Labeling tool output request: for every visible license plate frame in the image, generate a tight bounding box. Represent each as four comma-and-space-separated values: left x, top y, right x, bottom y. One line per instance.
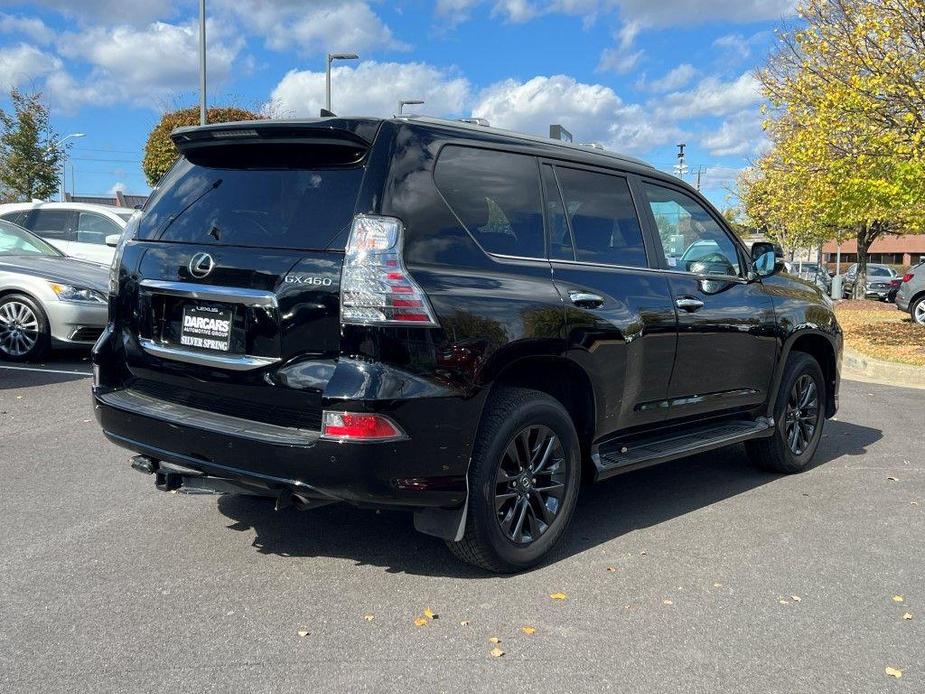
180, 303, 235, 353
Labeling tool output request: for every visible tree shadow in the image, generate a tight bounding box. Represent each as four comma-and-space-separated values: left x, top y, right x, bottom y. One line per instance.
215, 419, 882, 577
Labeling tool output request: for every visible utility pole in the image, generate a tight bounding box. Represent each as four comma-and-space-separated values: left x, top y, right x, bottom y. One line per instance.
50, 132, 84, 201
326, 52, 359, 114
696, 166, 703, 191
674, 143, 688, 180
199, 0, 206, 125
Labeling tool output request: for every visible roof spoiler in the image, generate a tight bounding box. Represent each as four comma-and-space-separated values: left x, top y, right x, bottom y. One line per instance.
170, 119, 376, 153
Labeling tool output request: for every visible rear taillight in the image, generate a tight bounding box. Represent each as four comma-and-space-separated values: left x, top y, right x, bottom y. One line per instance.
321, 411, 406, 442
340, 214, 438, 326
903, 273, 914, 283
109, 210, 141, 297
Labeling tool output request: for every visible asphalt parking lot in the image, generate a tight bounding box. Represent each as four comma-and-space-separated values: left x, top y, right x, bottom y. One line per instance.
1, 356, 922, 693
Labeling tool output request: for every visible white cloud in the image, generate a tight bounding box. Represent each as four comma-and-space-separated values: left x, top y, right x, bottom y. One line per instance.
473, 74, 679, 153
640, 63, 697, 93
269, 61, 471, 118
614, 0, 795, 26
702, 110, 767, 156
713, 33, 752, 59
107, 181, 126, 195
55, 19, 243, 107
597, 20, 643, 74
218, 0, 407, 56
13, 0, 174, 25
658, 72, 762, 120
0, 43, 61, 90
0, 13, 54, 44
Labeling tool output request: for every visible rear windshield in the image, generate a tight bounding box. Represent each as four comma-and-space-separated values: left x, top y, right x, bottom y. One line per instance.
137, 143, 364, 250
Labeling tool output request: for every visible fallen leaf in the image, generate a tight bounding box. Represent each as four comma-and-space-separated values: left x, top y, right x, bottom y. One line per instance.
640, 550, 647, 556
363, 614, 375, 622
902, 613, 912, 620
521, 626, 536, 635
892, 595, 904, 603
791, 595, 802, 602
662, 599, 673, 606
490, 647, 505, 658
460, 620, 470, 626
887, 476, 899, 482
297, 629, 310, 637
414, 617, 428, 627
488, 637, 501, 644
885, 667, 903, 679
713, 583, 723, 588
549, 592, 568, 601
423, 608, 438, 620
912, 501, 920, 506
606, 566, 617, 573
779, 599, 790, 605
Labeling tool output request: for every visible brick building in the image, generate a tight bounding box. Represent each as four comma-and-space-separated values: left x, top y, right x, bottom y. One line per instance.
821, 234, 925, 269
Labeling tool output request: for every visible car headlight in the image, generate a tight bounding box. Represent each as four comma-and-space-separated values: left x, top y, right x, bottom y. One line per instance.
49, 283, 107, 304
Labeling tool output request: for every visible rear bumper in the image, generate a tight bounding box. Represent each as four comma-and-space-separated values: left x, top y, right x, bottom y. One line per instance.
896, 289, 910, 311
93, 384, 474, 509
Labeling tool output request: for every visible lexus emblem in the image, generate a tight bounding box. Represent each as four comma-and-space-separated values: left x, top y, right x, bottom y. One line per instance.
188, 252, 214, 279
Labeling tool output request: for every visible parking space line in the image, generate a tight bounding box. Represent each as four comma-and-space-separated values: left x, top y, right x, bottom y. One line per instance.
0, 365, 92, 377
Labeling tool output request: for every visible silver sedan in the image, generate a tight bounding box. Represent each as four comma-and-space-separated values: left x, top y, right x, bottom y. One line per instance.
0, 219, 108, 361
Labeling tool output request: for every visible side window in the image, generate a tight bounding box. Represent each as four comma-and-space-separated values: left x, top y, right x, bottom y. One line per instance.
643, 183, 741, 277
76, 212, 121, 244
28, 210, 75, 241
0, 211, 26, 226
554, 167, 647, 267
434, 146, 545, 258
541, 164, 572, 261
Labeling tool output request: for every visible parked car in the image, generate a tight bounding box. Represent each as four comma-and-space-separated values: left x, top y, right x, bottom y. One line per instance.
0, 219, 108, 360
93, 117, 842, 572
895, 263, 925, 325
841, 263, 897, 300
0, 201, 131, 265
785, 261, 832, 294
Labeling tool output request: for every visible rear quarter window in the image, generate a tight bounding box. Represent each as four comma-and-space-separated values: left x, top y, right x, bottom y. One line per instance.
434, 146, 545, 259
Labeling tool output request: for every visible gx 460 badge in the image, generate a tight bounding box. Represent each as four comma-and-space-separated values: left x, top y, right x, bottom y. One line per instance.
284, 275, 333, 286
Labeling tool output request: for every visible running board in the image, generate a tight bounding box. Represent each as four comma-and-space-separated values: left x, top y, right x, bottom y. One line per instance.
594, 418, 774, 479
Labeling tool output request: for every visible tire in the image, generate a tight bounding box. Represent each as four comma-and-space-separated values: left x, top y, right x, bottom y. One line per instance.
746, 352, 826, 474
446, 387, 581, 573
911, 295, 925, 326
0, 293, 50, 362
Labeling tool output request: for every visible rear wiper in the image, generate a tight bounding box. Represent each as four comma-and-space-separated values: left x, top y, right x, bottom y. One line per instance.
155, 178, 223, 239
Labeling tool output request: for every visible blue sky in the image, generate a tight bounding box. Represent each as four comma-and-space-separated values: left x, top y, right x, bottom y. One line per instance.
0, 0, 796, 208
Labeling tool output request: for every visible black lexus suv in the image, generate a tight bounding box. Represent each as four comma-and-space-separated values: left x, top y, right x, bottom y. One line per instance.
93, 116, 842, 572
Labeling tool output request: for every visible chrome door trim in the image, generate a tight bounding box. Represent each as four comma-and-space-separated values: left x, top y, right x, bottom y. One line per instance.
139, 279, 278, 308
139, 338, 280, 371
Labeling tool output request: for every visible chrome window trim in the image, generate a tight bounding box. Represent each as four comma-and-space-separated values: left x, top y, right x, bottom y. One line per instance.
139, 279, 278, 308
139, 338, 280, 371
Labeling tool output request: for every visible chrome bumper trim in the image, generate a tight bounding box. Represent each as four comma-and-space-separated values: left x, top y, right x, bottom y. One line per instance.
139, 338, 280, 371
139, 279, 278, 308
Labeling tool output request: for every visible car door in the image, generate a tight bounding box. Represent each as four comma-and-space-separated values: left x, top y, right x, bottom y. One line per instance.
73, 211, 121, 264
542, 162, 677, 436
638, 180, 778, 421
24, 209, 77, 256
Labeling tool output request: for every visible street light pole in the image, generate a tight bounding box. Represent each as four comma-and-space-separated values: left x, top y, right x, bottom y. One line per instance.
325, 52, 359, 114
50, 132, 85, 202
199, 0, 207, 125
398, 99, 424, 115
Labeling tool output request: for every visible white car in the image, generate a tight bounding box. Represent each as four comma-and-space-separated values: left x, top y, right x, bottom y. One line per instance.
0, 201, 134, 265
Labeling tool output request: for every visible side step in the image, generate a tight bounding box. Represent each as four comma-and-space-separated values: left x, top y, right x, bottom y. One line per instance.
594, 418, 774, 479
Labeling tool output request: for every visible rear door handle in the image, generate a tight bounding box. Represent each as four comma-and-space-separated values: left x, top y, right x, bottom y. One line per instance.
675, 297, 705, 312
569, 291, 604, 309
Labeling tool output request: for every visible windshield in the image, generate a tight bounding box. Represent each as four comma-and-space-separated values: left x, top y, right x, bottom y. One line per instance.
137, 144, 365, 250
0, 220, 63, 257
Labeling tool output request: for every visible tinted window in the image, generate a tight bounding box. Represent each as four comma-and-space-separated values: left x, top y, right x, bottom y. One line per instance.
28, 210, 75, 241
555, 167, 646, 266
77, 212, 121, 244
138, 145, 364, 249
868, 266, 891, 277
644, 183, 741, 277
0, 211, 26, 226
542, 165, 571, 260
435, 146, 544, 258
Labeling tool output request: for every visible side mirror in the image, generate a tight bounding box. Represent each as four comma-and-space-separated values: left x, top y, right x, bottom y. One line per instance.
754, 251, 779, 277
105, 234, 121, 247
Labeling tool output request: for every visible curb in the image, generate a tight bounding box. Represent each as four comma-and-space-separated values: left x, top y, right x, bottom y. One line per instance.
842, 347, 925, 390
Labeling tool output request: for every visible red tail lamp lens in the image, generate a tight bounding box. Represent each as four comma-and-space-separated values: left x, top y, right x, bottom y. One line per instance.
321, 411, 405, 441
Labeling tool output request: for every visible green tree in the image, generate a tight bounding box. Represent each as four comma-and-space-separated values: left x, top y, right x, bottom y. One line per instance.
0, 89, 64, 201
142, 106, 264, 186
743, 0, 925, 297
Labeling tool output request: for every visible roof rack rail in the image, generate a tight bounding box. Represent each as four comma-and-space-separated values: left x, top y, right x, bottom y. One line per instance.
456, 117, 490, 127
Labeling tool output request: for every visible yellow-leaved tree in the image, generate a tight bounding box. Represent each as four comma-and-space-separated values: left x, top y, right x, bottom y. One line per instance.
740, 0, 925, 297
142, 106, 263, 187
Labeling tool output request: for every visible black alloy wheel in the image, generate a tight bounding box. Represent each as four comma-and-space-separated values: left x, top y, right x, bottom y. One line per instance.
783, 374, 819, 456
